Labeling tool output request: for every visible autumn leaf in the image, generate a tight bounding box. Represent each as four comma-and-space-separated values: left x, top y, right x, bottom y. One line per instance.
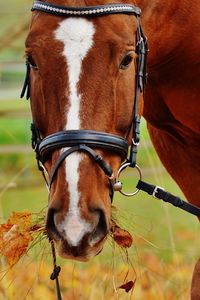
0, 211, 43, 266
111, 224, 133, 248
1, 226, 33, 265
118, 280, 135, 293
7, 211, 32, 230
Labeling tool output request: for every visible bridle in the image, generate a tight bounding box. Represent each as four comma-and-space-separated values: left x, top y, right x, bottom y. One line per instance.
21, 0, 148, 201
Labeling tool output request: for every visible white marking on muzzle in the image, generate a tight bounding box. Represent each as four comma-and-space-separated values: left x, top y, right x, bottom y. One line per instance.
55, 18, 95, 246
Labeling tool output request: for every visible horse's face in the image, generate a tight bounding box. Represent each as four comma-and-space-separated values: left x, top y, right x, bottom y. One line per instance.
26, 0, 139, 261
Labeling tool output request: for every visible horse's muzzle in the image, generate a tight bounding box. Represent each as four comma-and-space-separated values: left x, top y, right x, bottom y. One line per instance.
46, 207, 109, 261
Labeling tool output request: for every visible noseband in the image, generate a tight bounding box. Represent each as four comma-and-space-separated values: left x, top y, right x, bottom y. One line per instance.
21, 1, 148, 200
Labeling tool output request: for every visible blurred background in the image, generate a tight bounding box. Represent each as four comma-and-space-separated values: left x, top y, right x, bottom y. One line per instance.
0, 1, 199, 299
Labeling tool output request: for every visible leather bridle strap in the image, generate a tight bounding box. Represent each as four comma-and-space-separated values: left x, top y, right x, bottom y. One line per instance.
137, 180, 200, 217
31, 1, 141, 17
49, 144, 114, 188
38, 130, 129, 162
127, 18, 148, 167
31, 124, 126, 200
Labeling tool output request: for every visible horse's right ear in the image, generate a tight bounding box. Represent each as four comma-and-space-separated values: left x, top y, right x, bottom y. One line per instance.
20, 59, 30, 100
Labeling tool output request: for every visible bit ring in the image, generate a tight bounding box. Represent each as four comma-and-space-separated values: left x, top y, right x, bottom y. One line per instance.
114, 163, 142, 197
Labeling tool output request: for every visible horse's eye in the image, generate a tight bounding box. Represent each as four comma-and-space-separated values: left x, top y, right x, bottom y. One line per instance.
27, 54, 38, 70
119, 52, 134, 70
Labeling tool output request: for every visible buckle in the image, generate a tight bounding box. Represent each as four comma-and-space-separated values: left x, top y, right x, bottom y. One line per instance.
152, 186, 164, 198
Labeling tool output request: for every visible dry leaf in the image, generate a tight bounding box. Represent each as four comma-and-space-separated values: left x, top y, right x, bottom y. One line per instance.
0, 211, 42, 265
118, 280, 135, 293
112, 225, 133, 248
8, 211, 32, 230
1, 226, 33, 265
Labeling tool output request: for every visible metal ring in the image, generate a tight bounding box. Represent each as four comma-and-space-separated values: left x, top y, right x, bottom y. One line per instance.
115, 163, 142, 197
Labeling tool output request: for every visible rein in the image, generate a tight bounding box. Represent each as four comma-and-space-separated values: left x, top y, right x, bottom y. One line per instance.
20, 1, 200, 299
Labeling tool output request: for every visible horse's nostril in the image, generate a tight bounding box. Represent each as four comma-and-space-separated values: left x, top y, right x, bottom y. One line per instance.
46, 208, 61, 239
90, 209, 108, 246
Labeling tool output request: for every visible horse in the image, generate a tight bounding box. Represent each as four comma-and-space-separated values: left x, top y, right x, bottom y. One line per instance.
22, 0, 200, 296
136, 0, 200, 298
22, 0, 148, 261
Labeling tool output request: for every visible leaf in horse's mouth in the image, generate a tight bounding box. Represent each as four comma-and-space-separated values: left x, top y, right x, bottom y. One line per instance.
111, 223, 133, 248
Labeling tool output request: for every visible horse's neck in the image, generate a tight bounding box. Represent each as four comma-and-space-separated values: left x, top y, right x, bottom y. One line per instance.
134, 0, 197, 68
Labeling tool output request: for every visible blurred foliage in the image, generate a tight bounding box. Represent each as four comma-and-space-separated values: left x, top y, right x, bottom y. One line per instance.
0, 251, 196, 300
0, 0, 32, 61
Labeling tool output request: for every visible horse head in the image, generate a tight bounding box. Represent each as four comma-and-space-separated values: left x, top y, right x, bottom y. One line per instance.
22, 0, 146, 261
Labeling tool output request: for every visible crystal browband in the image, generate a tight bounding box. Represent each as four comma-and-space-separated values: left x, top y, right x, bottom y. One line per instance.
32, 1, 141, 17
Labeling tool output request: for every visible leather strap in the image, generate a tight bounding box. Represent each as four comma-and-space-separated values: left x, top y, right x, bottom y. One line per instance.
20, 60, 30, 100
49, 144, 113, 187
49, 144, 114, 200
136, 180, 200, 217
39, 130, 129, 162
32, 1, 141, 17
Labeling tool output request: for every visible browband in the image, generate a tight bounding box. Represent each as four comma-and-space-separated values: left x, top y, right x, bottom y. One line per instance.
32, 1, 141, 17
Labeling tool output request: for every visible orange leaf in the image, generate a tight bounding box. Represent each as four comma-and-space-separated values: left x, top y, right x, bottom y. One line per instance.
0, 224, 13, 234
112, 225, 133, 248
8, 212, 32, 230
0, 225, 33, 265
0, 212, 34, 265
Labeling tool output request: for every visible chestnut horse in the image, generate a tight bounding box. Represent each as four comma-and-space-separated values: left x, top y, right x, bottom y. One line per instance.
22, 0, 200, 297
22, 0, 147, 261
136, 1, 200, 298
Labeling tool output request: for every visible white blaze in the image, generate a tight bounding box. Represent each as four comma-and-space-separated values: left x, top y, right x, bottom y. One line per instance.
54, 18, 95, 246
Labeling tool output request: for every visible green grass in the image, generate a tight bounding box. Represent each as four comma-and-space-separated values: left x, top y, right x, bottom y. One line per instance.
0, 69, 25, 83
0, 153, 29, 171
0, 99, 28, 112
0, 118, 31, 144
0, 185, 47, 217
0, 0, 31, 61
